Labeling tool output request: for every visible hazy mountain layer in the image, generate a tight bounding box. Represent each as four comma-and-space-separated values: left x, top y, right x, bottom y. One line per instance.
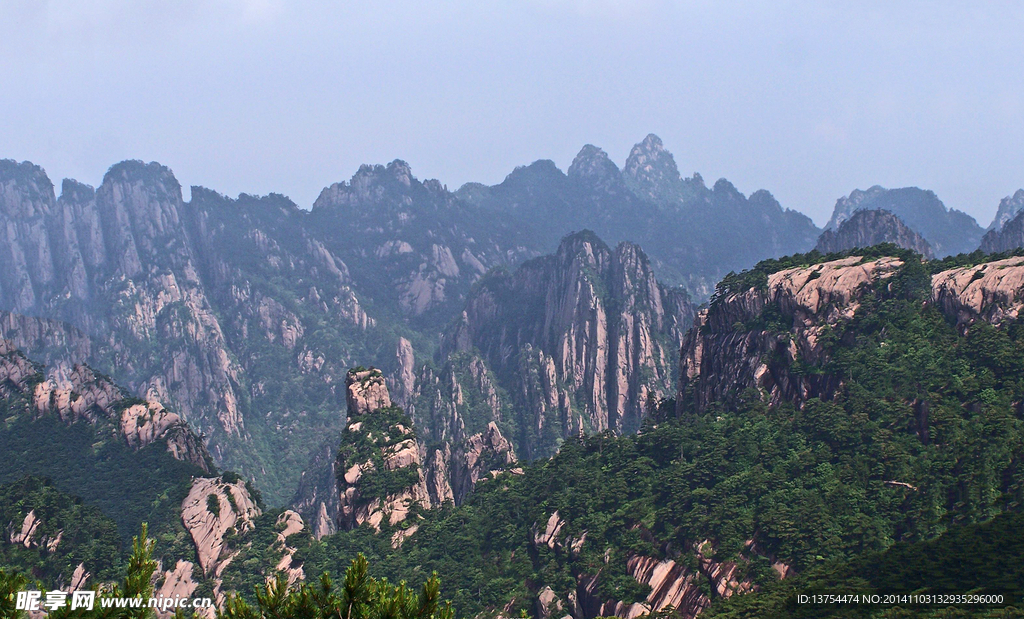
814, 209, 933, 258
980, 208, 1024, 253
824, 185, 983, 256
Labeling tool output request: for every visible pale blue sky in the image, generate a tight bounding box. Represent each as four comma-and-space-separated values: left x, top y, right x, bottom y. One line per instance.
2, 0, 1023, 226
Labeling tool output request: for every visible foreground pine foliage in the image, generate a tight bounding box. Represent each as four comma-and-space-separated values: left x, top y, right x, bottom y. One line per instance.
220, 556, 452, 619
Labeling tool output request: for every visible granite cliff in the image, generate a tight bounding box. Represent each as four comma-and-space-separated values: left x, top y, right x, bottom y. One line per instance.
437, 231, 694, 458
293, 368, 515, 539
680, 251, 1024, 414
814, 209, 933, 258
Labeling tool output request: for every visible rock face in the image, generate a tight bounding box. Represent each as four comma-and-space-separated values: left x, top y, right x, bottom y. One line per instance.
986, 189, 1024, 232
441, 231, 694, 457
680, 254, 1024, 415
324, 366, 515, 541
311, 160, 532, 321
532, 510, 779, 619
180, 476, 261, 578
346, 369, 392, 415
0, 339, 213, 471
0, 141, 825, 502
289, 436, 342, 539
0, 161, 395, 504
272, 510, 306, 586
931, 257, 1024, 329
623, 134, 701, 206
679, 256, 904, 412
823, 186, 982, 256
980, 209, 1024, 253
815, 209, 933, 258
0, 310, 93, 365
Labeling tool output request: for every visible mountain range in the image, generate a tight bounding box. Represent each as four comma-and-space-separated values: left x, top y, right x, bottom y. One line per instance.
2, 136, 1024, 617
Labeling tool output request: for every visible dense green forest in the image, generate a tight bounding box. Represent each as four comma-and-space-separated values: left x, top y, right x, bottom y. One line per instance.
0, 477, 121, 585
706, 511, 1024, 618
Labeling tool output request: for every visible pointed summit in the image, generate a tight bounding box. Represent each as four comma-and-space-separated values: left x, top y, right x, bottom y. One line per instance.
567, 144, 625, 193
621, 134, 707, 206
623, 134, 683, 196
987, 189, 1024, 232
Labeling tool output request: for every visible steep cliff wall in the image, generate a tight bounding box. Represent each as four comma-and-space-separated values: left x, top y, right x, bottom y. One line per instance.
0, 161, 394, 504
292, 368, 515, 541
440, 232, 694, 457
678, 256, 904, 412
680, 253, 1024, 413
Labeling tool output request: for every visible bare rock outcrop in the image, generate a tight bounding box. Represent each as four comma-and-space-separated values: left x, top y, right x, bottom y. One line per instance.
529, 510, 782, 619
931, 256, 1024, 329
346, 368, 392, 416
336, 374, 432, 535
679, 256, 903, 412
180, 476, 261, 578
272, 510, 306, 586
311, 159, 530, 318
154, 560, 200, 607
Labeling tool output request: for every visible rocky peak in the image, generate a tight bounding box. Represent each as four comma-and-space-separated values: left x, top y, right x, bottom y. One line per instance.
101, 160, 182, 198
815, 209, 933, 258
623, 134, 686, 204
386, 159, 414, 186
553, 229, 612, 271
712, 178, 744, 200
568, 144, 625, 193
980, 209, 1024, 253
0, 160, 55, 217
442, 231, 694, 454
345, 368, 392, 416
180, 476, 262, 579
987, 189, 1024, 232
59, 179, 95, 203
748, 189, 784, 213
313, 159, 429, 211
825, 186, 888, 231
503, 159, 565, 187
335, 405, 432, 535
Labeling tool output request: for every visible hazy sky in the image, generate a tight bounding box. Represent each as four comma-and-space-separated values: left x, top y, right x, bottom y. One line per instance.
2, 1, 1023, 226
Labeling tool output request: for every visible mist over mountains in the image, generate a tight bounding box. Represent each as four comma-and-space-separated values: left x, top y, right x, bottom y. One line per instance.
2, 134, 1022, 507
2, 131, 1024, 617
